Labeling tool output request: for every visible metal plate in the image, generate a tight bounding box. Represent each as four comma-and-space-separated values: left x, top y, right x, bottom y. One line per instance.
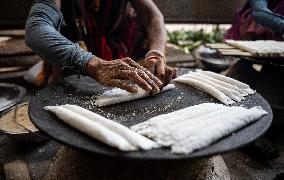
0, 83, 26, 112
29, 69, 272, 160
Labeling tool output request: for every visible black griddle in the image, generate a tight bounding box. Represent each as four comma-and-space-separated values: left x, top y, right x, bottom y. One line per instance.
29, 69, 273, 160
241, 57, 284, 67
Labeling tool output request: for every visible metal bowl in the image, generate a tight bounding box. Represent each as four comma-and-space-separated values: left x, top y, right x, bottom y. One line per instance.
194, 46, 238, 72
0, 83, 26, 112
0, 103, 48, 144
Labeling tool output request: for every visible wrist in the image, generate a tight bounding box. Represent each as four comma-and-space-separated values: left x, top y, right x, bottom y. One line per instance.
85, 56, 103, 75
145, 50, 166, 63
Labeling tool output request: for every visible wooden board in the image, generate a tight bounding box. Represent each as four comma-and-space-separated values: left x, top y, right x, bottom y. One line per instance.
206, 42, 284, 58
218, 49, 252, 56
0, 39, 33, 56
205, 43, 234, 49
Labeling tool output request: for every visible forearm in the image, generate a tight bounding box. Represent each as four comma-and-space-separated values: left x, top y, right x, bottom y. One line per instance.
147, 14, 167, 53
131, 0, 167, 54
25, 0, 92, 73
250, 0, 284, 34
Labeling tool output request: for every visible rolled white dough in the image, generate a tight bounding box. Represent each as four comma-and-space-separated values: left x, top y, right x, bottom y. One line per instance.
45, 106, 137, 151
95, 84, 176, 107
62, 104, 159, 150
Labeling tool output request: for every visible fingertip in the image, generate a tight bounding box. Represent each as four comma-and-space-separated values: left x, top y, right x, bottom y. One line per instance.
157, 79, 163, 86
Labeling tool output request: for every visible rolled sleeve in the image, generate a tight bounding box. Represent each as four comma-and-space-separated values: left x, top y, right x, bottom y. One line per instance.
250, 0, 284, 34
25, 1, 93, 73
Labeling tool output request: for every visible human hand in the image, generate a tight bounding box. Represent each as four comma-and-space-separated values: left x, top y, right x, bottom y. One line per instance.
86, 57, 163, 94
139, 51, 177, 87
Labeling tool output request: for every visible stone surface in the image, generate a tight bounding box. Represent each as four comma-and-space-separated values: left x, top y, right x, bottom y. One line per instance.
44, 146, 229, 180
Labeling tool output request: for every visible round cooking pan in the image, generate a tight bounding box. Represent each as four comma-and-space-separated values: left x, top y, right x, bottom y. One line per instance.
241, 57, 284, 67
0, 83, 26, 113
29, 68, 273, 161
193, 46, 238, 72
0, 102, 48, 144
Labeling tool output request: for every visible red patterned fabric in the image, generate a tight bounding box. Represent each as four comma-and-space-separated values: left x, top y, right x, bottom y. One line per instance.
80, 0, 145, 61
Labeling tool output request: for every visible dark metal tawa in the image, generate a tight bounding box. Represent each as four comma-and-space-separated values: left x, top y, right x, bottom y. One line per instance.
29, 69, 273, 160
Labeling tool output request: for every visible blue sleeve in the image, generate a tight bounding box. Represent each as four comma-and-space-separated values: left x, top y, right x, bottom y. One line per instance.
25, 0, 93, 74
250, 0, 284, 34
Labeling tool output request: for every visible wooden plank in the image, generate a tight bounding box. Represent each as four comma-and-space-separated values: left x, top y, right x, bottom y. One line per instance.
0, 30, 25, 36
219, 51, 252, 56
0, 66, 28, 73
0, 39, 33, 56
206, 43, 234, 49
0, 55, 41, 67
0, 37, 11, 43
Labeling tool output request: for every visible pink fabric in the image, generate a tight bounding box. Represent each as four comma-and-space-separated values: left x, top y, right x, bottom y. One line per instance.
225, 0, 284, 40
80, 0, 144, 61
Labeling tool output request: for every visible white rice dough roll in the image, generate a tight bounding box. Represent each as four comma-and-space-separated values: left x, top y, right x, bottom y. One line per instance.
179, 72, 248, 96
198, 71, 255, 94
190, 72, 248, 96
164, 107, 239, 142
131, 103, 223, 132
62, 104, 159, 150
95, 84, 176, 107
156, 107, 231, 146
45, 106, 137, 151
186, 73, 244, 102
171, 106, 268, 154
174, 77, 234, 105
133, 103, 225, 139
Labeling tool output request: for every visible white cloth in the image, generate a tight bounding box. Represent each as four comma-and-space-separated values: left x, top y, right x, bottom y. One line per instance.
95, 84, 176, 107
45, 105, 158, 151
131, 103, 268, 154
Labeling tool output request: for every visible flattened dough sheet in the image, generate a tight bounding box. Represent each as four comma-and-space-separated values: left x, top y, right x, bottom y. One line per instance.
131, 103, 267, 154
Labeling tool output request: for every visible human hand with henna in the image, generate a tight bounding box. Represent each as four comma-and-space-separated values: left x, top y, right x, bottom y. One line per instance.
86, 57, 163, 94
139, 50, 177, 87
